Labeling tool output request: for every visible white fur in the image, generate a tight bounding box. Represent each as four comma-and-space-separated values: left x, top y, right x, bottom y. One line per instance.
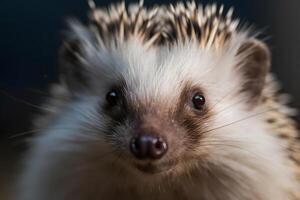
15, 24, 299, 200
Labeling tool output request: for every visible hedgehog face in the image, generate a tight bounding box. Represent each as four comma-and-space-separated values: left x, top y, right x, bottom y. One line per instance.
98, 43, 217, 174
58, 33, 270, 180
55, 3, 271, 183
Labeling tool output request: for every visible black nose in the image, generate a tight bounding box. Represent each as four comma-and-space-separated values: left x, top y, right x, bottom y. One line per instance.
130, 134, 168, 160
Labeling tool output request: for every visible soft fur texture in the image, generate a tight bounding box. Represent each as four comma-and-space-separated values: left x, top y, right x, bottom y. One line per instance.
16, 2, 300, 200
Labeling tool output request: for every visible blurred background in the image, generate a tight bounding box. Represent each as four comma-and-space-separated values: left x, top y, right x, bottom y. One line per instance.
0, 0, 299, 198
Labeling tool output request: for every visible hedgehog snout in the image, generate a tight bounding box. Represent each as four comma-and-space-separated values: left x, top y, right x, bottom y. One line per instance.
130, 134, 168, 160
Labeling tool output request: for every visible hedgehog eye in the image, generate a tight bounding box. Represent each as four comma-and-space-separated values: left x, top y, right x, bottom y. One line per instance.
192, 93, 205, 110
106, 90, 120, 106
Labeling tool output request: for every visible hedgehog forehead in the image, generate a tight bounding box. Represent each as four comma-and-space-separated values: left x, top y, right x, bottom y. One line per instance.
111, 40, 181, 103
111, 40, 238, 107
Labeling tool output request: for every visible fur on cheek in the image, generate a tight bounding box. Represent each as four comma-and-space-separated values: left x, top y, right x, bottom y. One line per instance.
16, 97, 127, 200
191, 107, 299, 200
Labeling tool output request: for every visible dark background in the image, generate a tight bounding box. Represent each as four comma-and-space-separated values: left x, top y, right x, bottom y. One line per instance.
0, 0, 299, 197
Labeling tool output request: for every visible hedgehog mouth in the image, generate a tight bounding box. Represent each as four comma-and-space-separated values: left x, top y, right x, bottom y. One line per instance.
134, 160, 178, 174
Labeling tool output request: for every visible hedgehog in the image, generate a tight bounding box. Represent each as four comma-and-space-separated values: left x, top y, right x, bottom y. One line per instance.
15, 1, 300, 200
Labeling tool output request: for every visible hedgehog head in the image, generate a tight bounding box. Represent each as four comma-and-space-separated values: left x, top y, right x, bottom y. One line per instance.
56, 1, 274, 186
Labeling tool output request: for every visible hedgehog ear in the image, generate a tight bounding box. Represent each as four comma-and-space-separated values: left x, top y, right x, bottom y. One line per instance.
60, 39, 89, 91
236, 39, 271, 106
59, 21, 92, 92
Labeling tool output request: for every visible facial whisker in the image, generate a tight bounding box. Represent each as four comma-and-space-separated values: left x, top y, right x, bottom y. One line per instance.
206, 89, 238, 113
200, 108, 278, 136
196, 142, 269, 160
8, 126, 104, 139
0, 89, 55, 113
